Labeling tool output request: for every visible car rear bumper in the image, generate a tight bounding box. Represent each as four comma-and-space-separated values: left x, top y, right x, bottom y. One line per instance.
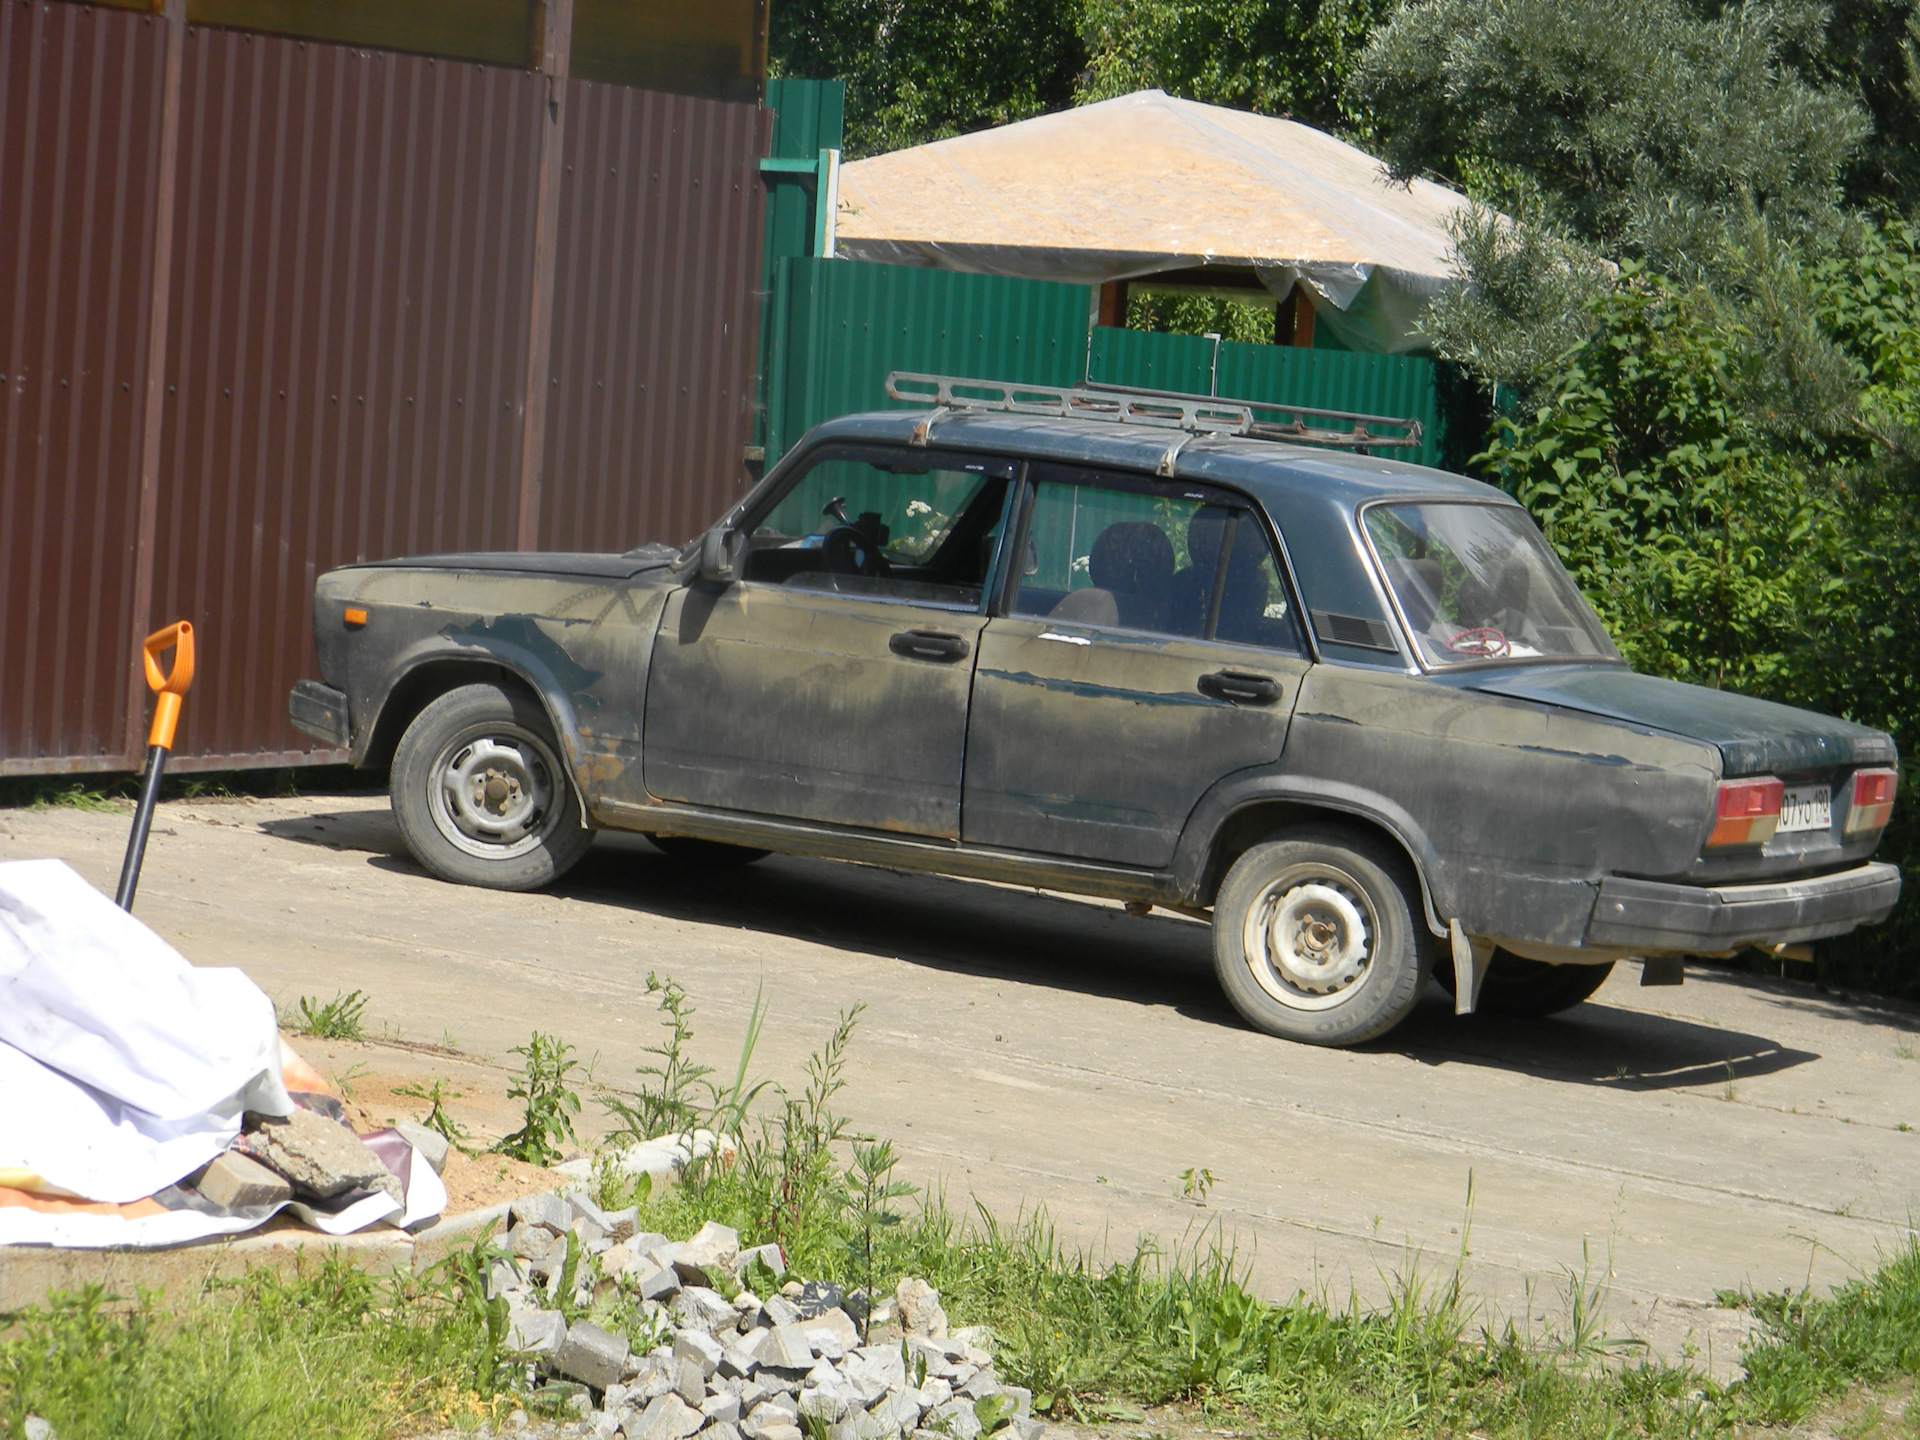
289, 680, 350, 748
1585, 862, 1902, 952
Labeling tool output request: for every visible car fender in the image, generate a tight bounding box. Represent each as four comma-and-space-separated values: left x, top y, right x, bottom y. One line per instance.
359, 634, 593, 809
1172, 769, 1457, 934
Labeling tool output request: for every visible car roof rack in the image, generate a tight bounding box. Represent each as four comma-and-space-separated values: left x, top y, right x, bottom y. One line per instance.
884, 371, 1424, 453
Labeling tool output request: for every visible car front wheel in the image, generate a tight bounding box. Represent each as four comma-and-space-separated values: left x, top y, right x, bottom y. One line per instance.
1212, 831, 1431, 1046
390, 682, 592, 890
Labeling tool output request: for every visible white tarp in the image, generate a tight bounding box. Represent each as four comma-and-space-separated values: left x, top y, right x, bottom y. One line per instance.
834, 90, 1480, 354
0, 859, 443, 1248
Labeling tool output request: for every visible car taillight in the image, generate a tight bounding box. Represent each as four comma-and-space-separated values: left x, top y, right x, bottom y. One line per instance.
1707, 777, 1785, 848
1844, 768, 1898, 837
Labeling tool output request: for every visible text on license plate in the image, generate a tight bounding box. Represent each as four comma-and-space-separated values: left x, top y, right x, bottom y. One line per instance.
1778, 784, 1832, 833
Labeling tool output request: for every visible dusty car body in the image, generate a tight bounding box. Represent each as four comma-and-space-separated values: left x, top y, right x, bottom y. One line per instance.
291, 379, 1902, 1045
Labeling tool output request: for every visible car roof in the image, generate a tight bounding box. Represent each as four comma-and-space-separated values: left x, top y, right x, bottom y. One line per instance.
800, 408, 1510, 509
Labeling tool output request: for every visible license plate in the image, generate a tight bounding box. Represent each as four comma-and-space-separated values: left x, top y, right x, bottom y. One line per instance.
1778, 784, 1832, 834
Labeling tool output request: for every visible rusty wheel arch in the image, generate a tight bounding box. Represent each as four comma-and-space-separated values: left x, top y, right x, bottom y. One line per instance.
361, 659, 552, 771
1193, 799, 1450, 939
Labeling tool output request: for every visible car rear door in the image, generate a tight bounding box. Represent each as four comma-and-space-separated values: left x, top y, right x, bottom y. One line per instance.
961, 463, 1311, 868
642, 445, 1016, 840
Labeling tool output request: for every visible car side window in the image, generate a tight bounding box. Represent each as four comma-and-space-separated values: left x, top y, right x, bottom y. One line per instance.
1010, 465, 1303, 652
741, 446, 1018, 611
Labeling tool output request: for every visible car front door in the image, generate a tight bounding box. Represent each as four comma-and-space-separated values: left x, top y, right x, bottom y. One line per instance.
962, 463, 1311, 868
642, 445, 1017, 839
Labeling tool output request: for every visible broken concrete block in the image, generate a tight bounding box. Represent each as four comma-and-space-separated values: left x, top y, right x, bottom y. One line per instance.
750, 1426, 802, 1440
794, 1281, 843, 1318
929, 1399, 982, 1440
635, 1265, 681, 1302
511, 1191, 575, 1232
672, 1285, 737, 1333
630, 1394, 704, 1440
507, 1309, 568, 1356
718, 1340, 762, 1380
1009, 1419, 1044, 1440
393, 1119, 450, 1174
701, 1392, 743, 1425
601, 1206, 641, 1244
894, 1279, 947, 1340
762, 1294, 802, 1328
757, 1323, 818, 1370
673, 1328, 725, 1378
195, 1150, 293, 1209
673, 1220, 740, 1287
241, 1108, 394, 1201
674, 1356, 706, 1408
555, 1319, 630, 1390
738, 1243, 786, 1282
868, 1387, 928, 1435
806, 1308, 860, 1355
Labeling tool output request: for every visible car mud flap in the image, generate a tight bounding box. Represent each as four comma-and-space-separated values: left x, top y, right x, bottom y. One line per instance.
1449, 920, 1495, 1015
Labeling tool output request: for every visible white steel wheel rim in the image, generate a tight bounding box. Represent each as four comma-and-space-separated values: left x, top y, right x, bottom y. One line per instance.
429, 726, 566, 860
1241, 863, 1378, 1011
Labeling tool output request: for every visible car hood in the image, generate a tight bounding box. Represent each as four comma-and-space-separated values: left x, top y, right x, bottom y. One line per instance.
351, 544, 681, 580
1461, 665, 1897, 775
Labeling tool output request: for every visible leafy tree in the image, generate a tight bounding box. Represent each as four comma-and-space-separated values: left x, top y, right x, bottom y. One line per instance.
1354, 0, 1869, 267
770, 0, 1087, 157
1077, 0, 1394, 134
1817, 0, 1920, 209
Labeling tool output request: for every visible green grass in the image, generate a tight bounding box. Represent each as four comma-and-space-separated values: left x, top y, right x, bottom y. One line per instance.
0, 1250, 512, 1440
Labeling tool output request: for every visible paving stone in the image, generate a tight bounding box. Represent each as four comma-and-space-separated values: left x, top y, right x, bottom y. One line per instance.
674, 1329, 725, 1378
675, 1356, 708, 1407
718, 1341, 763, 1380
392, 1119, 450, 1174
571, 1216, 608, 1251
511, 1191, 576, 1232
751, 1426, 802, 1440
487, 1257, 529, 1300
810, 1308, 861, 1354
674, 1286, 740, 1333
802, 1323, 847, 1361
630, 1394, 705, 1440
629, 1230, 671, 1255
866, 1388, 928, 1436
555, 1319, 631, 1390
929, 1399, 982, 1440
745, 1393, 800, 1427
957, 1369, 1000, 1401
757, 1324, 817, 1370
506, 1309, 568, 1357
738, 1243, 786, 1282
241, 1107, 396, 1201
920, 1379, 953, 1408
844, 1346, 905, 1398
798, 1379, 857, 1424
634, 1265, 681, 1302
701, 1392, 743, 1424
761, 1295, 802, 1328
194, 1150, 293, 1209
706, 1423, 744, 1440
829, 1413, 897, 1440
756, 1368, 806, 1396
894, 1279, 947, 1341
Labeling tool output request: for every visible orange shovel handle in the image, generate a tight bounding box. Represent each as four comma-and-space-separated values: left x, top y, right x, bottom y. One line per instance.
141, 621, 195, 750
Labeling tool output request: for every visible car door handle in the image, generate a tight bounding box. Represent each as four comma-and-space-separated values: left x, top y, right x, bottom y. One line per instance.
889, 629, 971, 662
1198, 669, 1282, 705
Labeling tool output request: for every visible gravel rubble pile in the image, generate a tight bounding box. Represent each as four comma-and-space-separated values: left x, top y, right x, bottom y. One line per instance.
488, 1191, 1049, 1440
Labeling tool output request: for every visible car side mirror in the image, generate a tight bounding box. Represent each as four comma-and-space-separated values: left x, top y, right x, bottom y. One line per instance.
698, 525, 746, 585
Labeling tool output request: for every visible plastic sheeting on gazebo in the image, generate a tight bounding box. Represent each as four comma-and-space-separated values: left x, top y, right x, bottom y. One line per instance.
834, 90, 1478, 354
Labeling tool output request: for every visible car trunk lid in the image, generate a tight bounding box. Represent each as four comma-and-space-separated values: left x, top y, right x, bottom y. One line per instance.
1458, 665, 1896, 776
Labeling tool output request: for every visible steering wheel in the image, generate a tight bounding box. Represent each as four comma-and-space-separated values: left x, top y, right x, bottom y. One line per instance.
823, 525, 884, 577
1445, 626, 1510, 658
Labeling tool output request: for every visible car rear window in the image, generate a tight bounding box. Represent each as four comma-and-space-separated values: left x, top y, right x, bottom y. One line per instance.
1363, 502, 1621, 667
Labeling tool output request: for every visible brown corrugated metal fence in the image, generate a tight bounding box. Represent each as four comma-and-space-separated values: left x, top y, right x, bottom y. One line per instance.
0, 0, 768, 773
0, 0, 169, 772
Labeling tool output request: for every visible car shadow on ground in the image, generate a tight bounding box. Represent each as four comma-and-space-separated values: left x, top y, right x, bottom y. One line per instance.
263, 811, 1827, 1091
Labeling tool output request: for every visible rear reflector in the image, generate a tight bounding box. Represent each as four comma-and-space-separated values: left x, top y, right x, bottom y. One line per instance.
1844, 767, 1898, 837
1707, 776, 1784, 848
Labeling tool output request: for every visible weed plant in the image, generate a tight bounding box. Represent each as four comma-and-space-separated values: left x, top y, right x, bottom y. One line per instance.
494, 1031, 584, 1167
283, 989, 369, 1040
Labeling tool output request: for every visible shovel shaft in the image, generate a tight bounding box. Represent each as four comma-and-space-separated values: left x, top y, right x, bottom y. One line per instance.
115, 744, 169, 909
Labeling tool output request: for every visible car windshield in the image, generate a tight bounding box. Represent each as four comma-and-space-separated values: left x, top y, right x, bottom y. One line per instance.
1364, 502, 1622, 668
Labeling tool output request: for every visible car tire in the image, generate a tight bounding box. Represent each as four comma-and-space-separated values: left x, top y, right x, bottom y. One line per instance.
1212, 830, 1432, 1046
646, 835, 771, 867
390, 682, 592, 891
1438, 951, 1616, 1017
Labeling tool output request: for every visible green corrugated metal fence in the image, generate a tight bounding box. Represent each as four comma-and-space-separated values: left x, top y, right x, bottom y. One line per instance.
1087, 326, 1442, 466
764, 257, 1090, 462
762, 257, 1445, 469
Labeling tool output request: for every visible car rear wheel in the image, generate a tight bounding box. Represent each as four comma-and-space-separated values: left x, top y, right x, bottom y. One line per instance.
391, 683, 592, 890
1438, 952, 1616, 1017
1212, 830, 1431, 1046
645, 835, 770, 867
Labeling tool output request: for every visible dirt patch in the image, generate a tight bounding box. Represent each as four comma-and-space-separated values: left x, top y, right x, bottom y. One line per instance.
434, 1148, 567, 1215
1788, 1377, 1915, 1440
